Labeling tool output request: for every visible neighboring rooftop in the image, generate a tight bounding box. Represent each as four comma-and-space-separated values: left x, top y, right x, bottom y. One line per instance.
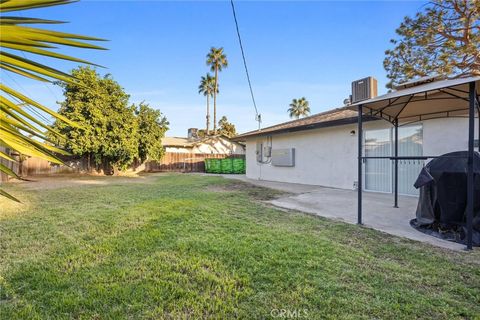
161, 137, 194, 148
233, 107, 374, 140
162, 134, 245, 147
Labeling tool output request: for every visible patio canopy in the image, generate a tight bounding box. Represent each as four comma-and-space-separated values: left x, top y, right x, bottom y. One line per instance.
349, 76, 480, 124
349, 76, 480, 250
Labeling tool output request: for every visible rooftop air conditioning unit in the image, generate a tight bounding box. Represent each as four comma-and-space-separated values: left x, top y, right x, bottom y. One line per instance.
351, 77, 378, 103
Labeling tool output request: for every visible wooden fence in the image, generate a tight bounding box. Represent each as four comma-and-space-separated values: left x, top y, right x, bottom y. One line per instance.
145, 153, 244, 173
19, 156, 88, 176
1, 152, 245, 178
0, 147, 18, 182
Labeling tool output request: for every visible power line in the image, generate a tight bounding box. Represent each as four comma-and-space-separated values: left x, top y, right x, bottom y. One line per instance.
19, 50, 61, 103
230, 0, 262, 129
2, 71, 53, 124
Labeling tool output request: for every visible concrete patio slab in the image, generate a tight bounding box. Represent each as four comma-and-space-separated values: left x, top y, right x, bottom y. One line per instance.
222, 175, 464, 251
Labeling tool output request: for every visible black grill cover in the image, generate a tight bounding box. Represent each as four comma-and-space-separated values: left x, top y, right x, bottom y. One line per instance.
411, 151, 480, 245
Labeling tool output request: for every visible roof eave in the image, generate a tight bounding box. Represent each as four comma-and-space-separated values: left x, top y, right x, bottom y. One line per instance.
232, 115, 379, 141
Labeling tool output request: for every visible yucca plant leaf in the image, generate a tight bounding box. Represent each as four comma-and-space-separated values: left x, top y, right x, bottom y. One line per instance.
0, 0, 75, 13
0, 114, 54, 143
0, 63, 51, 82
0, 34, 56, 48
0, 130, 65, 163
1, 25, 107, 46
0, 162, 19, 179
0, 115, 68, 155
2, 42, 104, 68
0, 84, 79, 127
0, 98, 67, 139
0, 150, 16, 162
0, 17, 65, 25
0, 0, 106, 201
0, 51, 75, 83
0, 189, 20, 203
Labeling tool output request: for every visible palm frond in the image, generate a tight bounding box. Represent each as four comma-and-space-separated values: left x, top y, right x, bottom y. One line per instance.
0, 0, 106, 201
288, 97, 310, 119
0, 0, 75, 13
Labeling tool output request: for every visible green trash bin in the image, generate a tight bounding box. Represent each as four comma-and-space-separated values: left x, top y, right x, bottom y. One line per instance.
220, 158, 233, 174
210, 159, 221, 174
204, 158, 211, 173
232, 158, 244, 174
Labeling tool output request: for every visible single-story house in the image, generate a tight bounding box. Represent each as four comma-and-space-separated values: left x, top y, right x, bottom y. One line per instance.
233, 77, 479, 196
162, 129, 245, 155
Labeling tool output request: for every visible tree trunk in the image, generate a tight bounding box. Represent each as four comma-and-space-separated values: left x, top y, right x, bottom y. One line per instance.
206, 94, 210, 135
87, 153, 91, 172
213, 67, 218, 135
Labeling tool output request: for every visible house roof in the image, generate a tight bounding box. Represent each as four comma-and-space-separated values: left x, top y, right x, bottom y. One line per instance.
161, 137, 194, 148
162, 135, 245, 147
233, 76, 480, 141
232, 107, 377, 141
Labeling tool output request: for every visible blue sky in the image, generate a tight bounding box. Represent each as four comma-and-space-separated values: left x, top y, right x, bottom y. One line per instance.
2, 0, 425, 136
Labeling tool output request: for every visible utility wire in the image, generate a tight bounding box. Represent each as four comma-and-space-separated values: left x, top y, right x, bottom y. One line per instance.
2, 71, 52, 124
230, 0, 261, 129
20, 50, 61, 103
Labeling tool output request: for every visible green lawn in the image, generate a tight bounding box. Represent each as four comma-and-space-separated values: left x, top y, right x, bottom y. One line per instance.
0, 174, 479, 319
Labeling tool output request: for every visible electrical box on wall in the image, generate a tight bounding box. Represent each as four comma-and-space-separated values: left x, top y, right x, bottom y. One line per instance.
475, 139, 479, 148
263, 146, 272, 157
256, 142, 263, 162
272, 148, 295, 167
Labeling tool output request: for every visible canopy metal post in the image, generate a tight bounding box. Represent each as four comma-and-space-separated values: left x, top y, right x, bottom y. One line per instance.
466, 81, 476, 250
357, 104, 363, 225
394, 119, 399, 208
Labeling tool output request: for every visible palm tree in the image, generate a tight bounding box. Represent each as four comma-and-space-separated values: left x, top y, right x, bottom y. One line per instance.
0, 0, 105, 201
198, 73, 217, 135
288, 97, 311, 119
206, 47, 228, 134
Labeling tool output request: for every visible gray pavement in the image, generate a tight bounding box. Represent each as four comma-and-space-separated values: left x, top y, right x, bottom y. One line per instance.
222, 175, 464, 251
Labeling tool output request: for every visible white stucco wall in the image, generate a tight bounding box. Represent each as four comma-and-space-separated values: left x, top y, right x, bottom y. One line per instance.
193, 138, 245, 155
245, 117, 479, 190
165, 146, 191, 153
422, 118, 479, 156
165, 138, 245, 155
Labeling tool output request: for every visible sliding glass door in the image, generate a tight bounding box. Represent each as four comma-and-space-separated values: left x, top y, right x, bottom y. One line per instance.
364, 129, 392, 193
364, 125, 423, 196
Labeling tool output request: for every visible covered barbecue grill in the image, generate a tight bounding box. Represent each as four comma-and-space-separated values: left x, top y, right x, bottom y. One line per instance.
349, 76, 480, 249
411, 151, 480, 245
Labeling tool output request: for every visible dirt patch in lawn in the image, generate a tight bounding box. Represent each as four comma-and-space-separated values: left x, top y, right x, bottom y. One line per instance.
6, 173, 167, 191
208, 181, 288, 201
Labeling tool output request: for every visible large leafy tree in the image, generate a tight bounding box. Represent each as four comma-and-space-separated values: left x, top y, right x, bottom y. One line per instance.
135, 102, 169, 163
217, 116, 236, 138
0, 0, 104, 201
384, 0, 480, 88
51, 67, 139, 172
288, 97, 310, 119
206, 47, 228, 134
198, 73, 217, 136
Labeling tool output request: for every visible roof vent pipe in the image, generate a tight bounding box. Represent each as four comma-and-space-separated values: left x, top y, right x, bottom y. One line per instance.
188, 128, 198, 140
